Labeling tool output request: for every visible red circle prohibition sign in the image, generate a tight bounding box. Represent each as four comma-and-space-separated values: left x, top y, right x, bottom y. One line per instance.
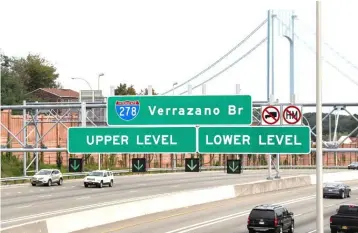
262, 106, 280, 125
283, 105, 302, 124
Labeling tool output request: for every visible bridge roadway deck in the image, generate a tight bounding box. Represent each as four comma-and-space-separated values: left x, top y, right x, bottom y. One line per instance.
76, 179, 358, 233
0, 169, 342, 229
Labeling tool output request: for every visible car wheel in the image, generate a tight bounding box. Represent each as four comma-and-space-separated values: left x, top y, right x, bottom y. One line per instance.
331, 229, 337, 233
57, 178, 63, 186
109, 180, 113, 187
249, 230, 255, 233
341, 191, 345, 199
31, 183, 36, 186
98, 181, 103, 188
288, 221, 294, 233
347, 191, 351, 198
84, 183, 88, 188
277, 226, 283, 233
47, 179, 52, 187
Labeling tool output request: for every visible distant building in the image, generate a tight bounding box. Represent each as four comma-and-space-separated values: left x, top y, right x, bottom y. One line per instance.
26, 88, 79, 102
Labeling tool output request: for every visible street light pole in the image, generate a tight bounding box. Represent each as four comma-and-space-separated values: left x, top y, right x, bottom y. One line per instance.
98, 73, 104, 90
172, 82, 178, 95
316, 1, 323, 232
71, 77, 92, 90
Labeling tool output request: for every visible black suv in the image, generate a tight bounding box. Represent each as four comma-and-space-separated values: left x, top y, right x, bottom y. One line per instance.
247, 204, 294, 233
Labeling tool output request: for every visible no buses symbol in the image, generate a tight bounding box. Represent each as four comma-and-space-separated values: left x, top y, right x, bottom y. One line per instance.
115, 100, 140, 121
283, 105, 302, 125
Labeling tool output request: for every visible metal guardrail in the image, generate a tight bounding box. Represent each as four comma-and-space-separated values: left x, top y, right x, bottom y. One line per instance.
0, 165, 350, 184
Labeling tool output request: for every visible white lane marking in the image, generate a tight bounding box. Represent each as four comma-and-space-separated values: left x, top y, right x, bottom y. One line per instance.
39, 195, 52, 198
76, 196, 90, 200
295, 213, 303, 217
137, 184, 146, 186
71, 186, 75, 188
307, 230, 316, 233
39, 189, 44, 191
16, 205, 32, 209
130, 190, 138, 193
325, 204, 335, 207
17, 192, 22, 194
164, 195, 316, 233
171, 185, 179, 188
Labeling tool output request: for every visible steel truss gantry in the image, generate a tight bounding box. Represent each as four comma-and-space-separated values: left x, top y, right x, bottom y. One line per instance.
1, 97, 358, 177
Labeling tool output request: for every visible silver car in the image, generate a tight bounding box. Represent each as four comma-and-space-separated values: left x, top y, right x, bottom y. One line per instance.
31, 169, 63, 186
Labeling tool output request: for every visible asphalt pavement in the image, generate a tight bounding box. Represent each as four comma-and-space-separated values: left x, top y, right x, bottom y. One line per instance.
0, 169, 343, 229
75, 179, 358, 233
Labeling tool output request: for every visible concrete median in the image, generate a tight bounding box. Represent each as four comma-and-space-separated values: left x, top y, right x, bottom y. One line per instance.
3, 171, 358, 233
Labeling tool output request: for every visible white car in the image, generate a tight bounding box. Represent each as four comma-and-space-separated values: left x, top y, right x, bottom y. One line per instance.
31, 169, 63, 186
83, 170, 114, 188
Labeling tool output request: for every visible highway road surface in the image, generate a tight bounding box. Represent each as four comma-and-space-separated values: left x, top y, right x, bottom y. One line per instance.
75, 179, 358, 233
0, 169, 343, 229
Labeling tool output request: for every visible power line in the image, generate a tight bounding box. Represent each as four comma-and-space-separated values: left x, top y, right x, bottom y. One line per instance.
179, 37, 267, 94
161, 19, 268, 95
295, 34, 358, 87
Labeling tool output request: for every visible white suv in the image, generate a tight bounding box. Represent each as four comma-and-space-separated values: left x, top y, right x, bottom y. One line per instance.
31, 169, 63, 186
83, 170, 114, 188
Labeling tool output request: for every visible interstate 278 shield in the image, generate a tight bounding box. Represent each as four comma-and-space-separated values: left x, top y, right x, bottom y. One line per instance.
115, 100, 140, 121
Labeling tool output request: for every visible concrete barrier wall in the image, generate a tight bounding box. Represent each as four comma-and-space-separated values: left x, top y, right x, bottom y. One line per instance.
4, 171, 358, 233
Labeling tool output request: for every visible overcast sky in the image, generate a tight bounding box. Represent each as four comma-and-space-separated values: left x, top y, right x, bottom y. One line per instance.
1, 0, 358, 114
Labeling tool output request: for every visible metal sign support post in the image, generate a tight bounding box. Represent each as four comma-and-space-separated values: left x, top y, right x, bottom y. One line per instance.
316, 1, 324, 232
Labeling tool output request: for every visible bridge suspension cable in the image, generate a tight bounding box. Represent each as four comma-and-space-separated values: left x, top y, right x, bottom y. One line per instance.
295, 34, 358, 87
161, 19, 268, 95
277, 17, 358, 86
291, 19, 358, 75
179, 37, 268, 95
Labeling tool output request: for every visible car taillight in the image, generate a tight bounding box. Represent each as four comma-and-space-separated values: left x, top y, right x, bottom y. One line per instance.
330, 217, 332, 223
274, 217, 278, 226
247, 216, 250, 224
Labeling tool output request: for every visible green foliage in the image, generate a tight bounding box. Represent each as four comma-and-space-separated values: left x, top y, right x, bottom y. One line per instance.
0, 53, 61, 105
114, 83, 158, 96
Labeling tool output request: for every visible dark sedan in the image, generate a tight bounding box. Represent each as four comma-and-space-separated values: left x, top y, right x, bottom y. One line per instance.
323, 182, 351, 199
348, 162, 358, 170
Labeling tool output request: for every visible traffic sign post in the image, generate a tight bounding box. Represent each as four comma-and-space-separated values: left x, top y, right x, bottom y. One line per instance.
227, 159, 242, 174
132, 158, 146, 172
67, 127, 196, 154
282, 105, 302, 125
107, 95, 252, 126
261, 105, 281, 126
68, 158, 83, 172
185, 158, 200, 172
198, 126, 311, 154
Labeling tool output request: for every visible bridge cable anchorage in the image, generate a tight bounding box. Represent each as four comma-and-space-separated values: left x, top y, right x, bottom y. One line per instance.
277, 17, 358, 86
160, 19, 268, 95
179, 37, 268, 94
293, 19, 358, 73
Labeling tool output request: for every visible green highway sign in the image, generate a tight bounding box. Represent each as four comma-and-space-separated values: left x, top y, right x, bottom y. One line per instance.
67, 127, 196, 154
227, 159, 242, 174
69, 158, 83, 172
198, 126, 311, 154
132, 158, 146, 172
185, 158, 200, 172
107, 95, 252, 126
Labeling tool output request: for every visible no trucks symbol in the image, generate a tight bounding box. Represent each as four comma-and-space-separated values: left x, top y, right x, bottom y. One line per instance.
262, 106, 280, 125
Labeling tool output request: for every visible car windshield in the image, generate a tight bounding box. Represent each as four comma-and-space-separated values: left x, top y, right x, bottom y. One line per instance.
324, 183, 341, 188
350, 162, 358, 165
88, 172, 103, 177
249, 209, 275, 219
36, 170, 52, 175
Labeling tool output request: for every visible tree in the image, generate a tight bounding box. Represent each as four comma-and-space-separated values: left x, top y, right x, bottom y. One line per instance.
114, 83, 136, 95
138, 87, 158, 95
11, 54, 61, 92
1, 53, 62, 105
1, 55, 25, 105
